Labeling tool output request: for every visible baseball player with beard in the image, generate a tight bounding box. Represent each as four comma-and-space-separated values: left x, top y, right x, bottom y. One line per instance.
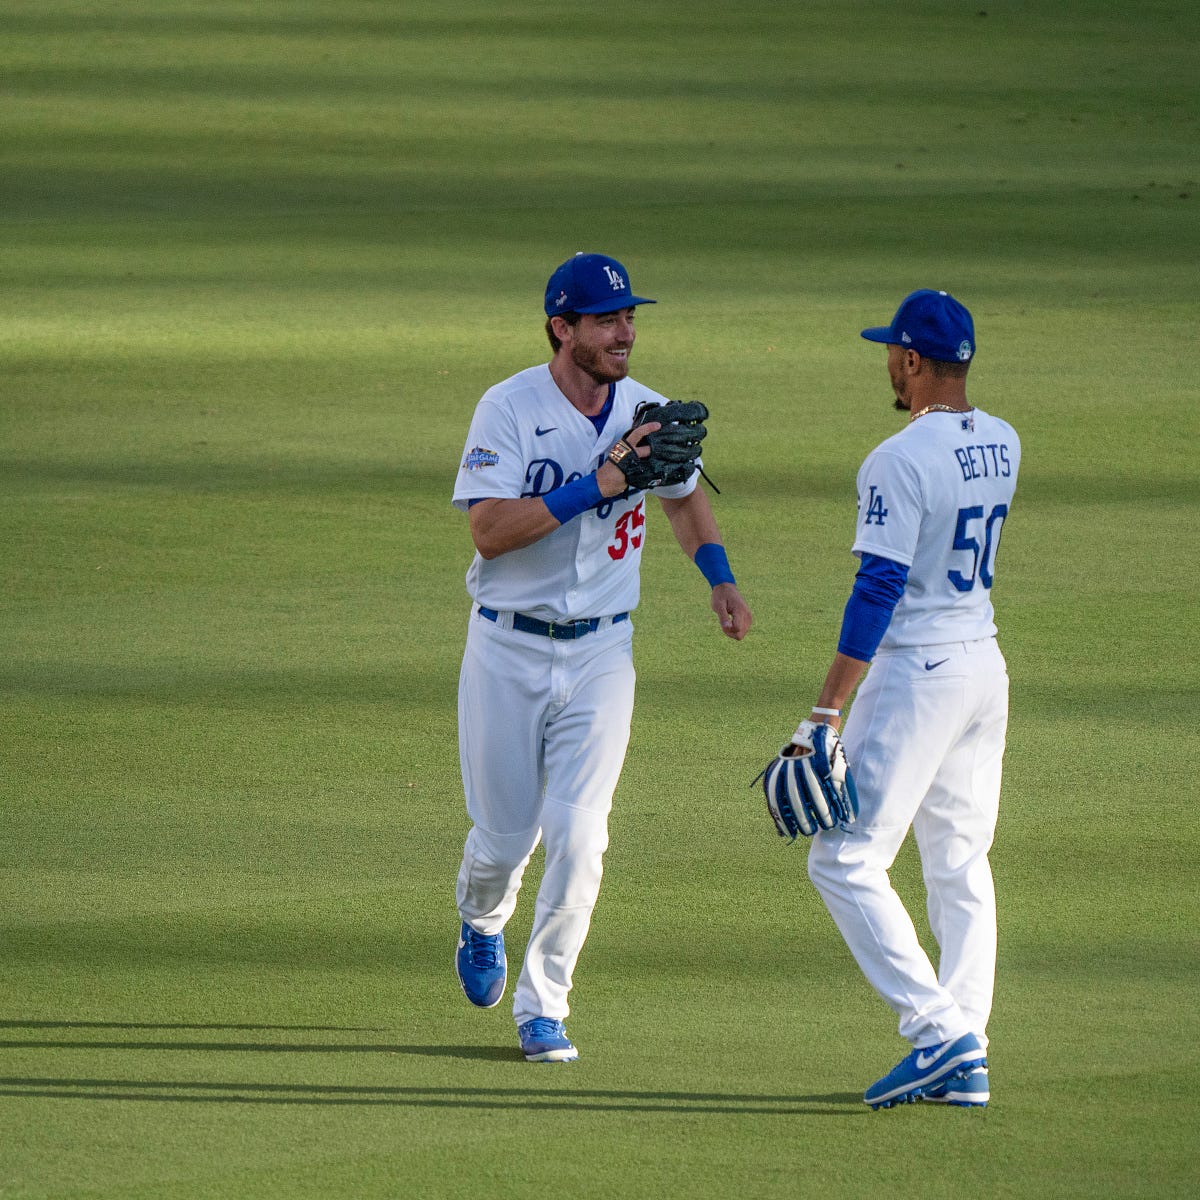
453, 253, 752, 1063
758, 289, 1020, 1108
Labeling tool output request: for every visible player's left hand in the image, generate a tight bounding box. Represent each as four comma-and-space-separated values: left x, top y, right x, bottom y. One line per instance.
755, 719, 859, 840
608, 400, 708, 491
711, 582, 752, 640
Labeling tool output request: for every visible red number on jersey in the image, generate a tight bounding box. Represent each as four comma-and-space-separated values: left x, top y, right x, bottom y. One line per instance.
607, 501, 645, 561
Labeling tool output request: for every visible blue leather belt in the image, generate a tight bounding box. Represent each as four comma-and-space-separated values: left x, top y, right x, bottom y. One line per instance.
477, 606, 629, 640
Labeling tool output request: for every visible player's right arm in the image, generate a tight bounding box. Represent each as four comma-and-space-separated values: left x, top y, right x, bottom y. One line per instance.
468, 497, 563, 559
468, 424, 658, 560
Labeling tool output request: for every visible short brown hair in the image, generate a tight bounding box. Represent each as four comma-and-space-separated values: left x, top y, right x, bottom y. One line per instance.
545, 311, 580, 353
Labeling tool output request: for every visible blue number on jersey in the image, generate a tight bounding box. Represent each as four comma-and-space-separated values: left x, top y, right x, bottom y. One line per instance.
948, 503, 1009, 592
864, 485, 888, 526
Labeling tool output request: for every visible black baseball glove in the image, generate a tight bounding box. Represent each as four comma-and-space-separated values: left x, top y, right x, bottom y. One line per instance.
606, 400, 708, 490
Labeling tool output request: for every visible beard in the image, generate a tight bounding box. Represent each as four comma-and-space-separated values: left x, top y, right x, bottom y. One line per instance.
571, 340, 629, 385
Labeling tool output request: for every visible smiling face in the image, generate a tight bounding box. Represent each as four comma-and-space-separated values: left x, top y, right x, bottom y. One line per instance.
567, 308, 636, 384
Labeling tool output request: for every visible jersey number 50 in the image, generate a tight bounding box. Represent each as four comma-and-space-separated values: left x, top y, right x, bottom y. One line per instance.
948, 503, 1009, 592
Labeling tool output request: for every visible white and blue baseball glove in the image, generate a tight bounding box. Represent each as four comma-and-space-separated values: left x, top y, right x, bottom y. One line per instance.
755, 720, 859, 840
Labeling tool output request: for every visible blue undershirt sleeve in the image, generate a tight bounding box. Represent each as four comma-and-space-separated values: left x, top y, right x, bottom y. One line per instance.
836, 552, 910, 662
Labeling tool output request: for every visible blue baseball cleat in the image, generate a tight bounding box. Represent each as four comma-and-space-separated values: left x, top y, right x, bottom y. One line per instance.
455, 922, 506, 1008
518, 1018, 579, 1063
924, 1065, 990, 1107
864, 1032, 987, 1109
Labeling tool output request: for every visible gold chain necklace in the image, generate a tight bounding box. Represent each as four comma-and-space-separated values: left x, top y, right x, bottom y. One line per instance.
909, 404, 970, 422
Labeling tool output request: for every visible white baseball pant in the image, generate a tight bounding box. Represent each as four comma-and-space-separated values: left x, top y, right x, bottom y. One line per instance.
807, 637, 1009, 1047
456, 608, 635, 1027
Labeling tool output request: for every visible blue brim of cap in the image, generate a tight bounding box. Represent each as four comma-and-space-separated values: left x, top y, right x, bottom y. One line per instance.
574, 295, 656, 314
860, 326, 894, 344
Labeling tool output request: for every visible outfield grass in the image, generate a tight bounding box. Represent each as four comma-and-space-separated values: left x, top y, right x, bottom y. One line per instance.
2, 2, 1198, 1196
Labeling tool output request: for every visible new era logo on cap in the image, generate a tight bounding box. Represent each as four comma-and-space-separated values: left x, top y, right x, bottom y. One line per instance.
544, 253, 656, 316
861, 288, 975, 363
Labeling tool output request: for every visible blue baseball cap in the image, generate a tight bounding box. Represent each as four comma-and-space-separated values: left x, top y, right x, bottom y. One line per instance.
860, 289, 975, 363
544, 253, 656, 316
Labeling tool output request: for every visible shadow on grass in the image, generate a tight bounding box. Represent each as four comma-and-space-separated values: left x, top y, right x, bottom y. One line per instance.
0, 1019, 863, 1114
0, 1021, 519, 1060
0, 1075, 863, 1115
0, 1036, 512, 1056
0, 1020, 382, 1032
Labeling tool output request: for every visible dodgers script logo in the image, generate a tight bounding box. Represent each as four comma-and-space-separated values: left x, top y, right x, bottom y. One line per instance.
522, 456, 622, 520
522, 457, 569, 497
463, 446, 500, 471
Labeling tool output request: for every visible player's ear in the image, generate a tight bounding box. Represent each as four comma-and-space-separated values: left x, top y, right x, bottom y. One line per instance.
549, 314, 575, 344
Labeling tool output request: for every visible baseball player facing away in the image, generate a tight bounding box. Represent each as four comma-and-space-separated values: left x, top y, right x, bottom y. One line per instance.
452, 253, 752, 1063
782, 290, 1020, 1108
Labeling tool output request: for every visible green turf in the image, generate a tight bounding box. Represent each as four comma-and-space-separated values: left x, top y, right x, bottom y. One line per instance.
2, 1, 1198, 1196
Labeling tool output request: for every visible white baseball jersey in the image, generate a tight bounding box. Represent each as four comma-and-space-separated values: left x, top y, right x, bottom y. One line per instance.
453, 363, 698, 621
851, 407, 1021, 650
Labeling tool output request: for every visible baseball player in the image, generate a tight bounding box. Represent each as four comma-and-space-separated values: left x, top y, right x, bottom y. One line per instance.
757, 289, 1020, 1108
452, 252, 752, 1062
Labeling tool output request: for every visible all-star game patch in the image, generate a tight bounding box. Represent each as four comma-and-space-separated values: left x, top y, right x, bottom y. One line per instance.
463, 447, 500, 471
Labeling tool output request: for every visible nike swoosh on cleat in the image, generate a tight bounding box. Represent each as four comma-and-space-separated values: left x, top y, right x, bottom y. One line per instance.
924, 659, 949, 671
915, 1047, 943, 1069
535, 425, 557, 436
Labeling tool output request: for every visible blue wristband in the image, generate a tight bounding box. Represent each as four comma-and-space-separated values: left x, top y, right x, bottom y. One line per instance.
542, 473, 603, 525
694, 542, 735, 587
